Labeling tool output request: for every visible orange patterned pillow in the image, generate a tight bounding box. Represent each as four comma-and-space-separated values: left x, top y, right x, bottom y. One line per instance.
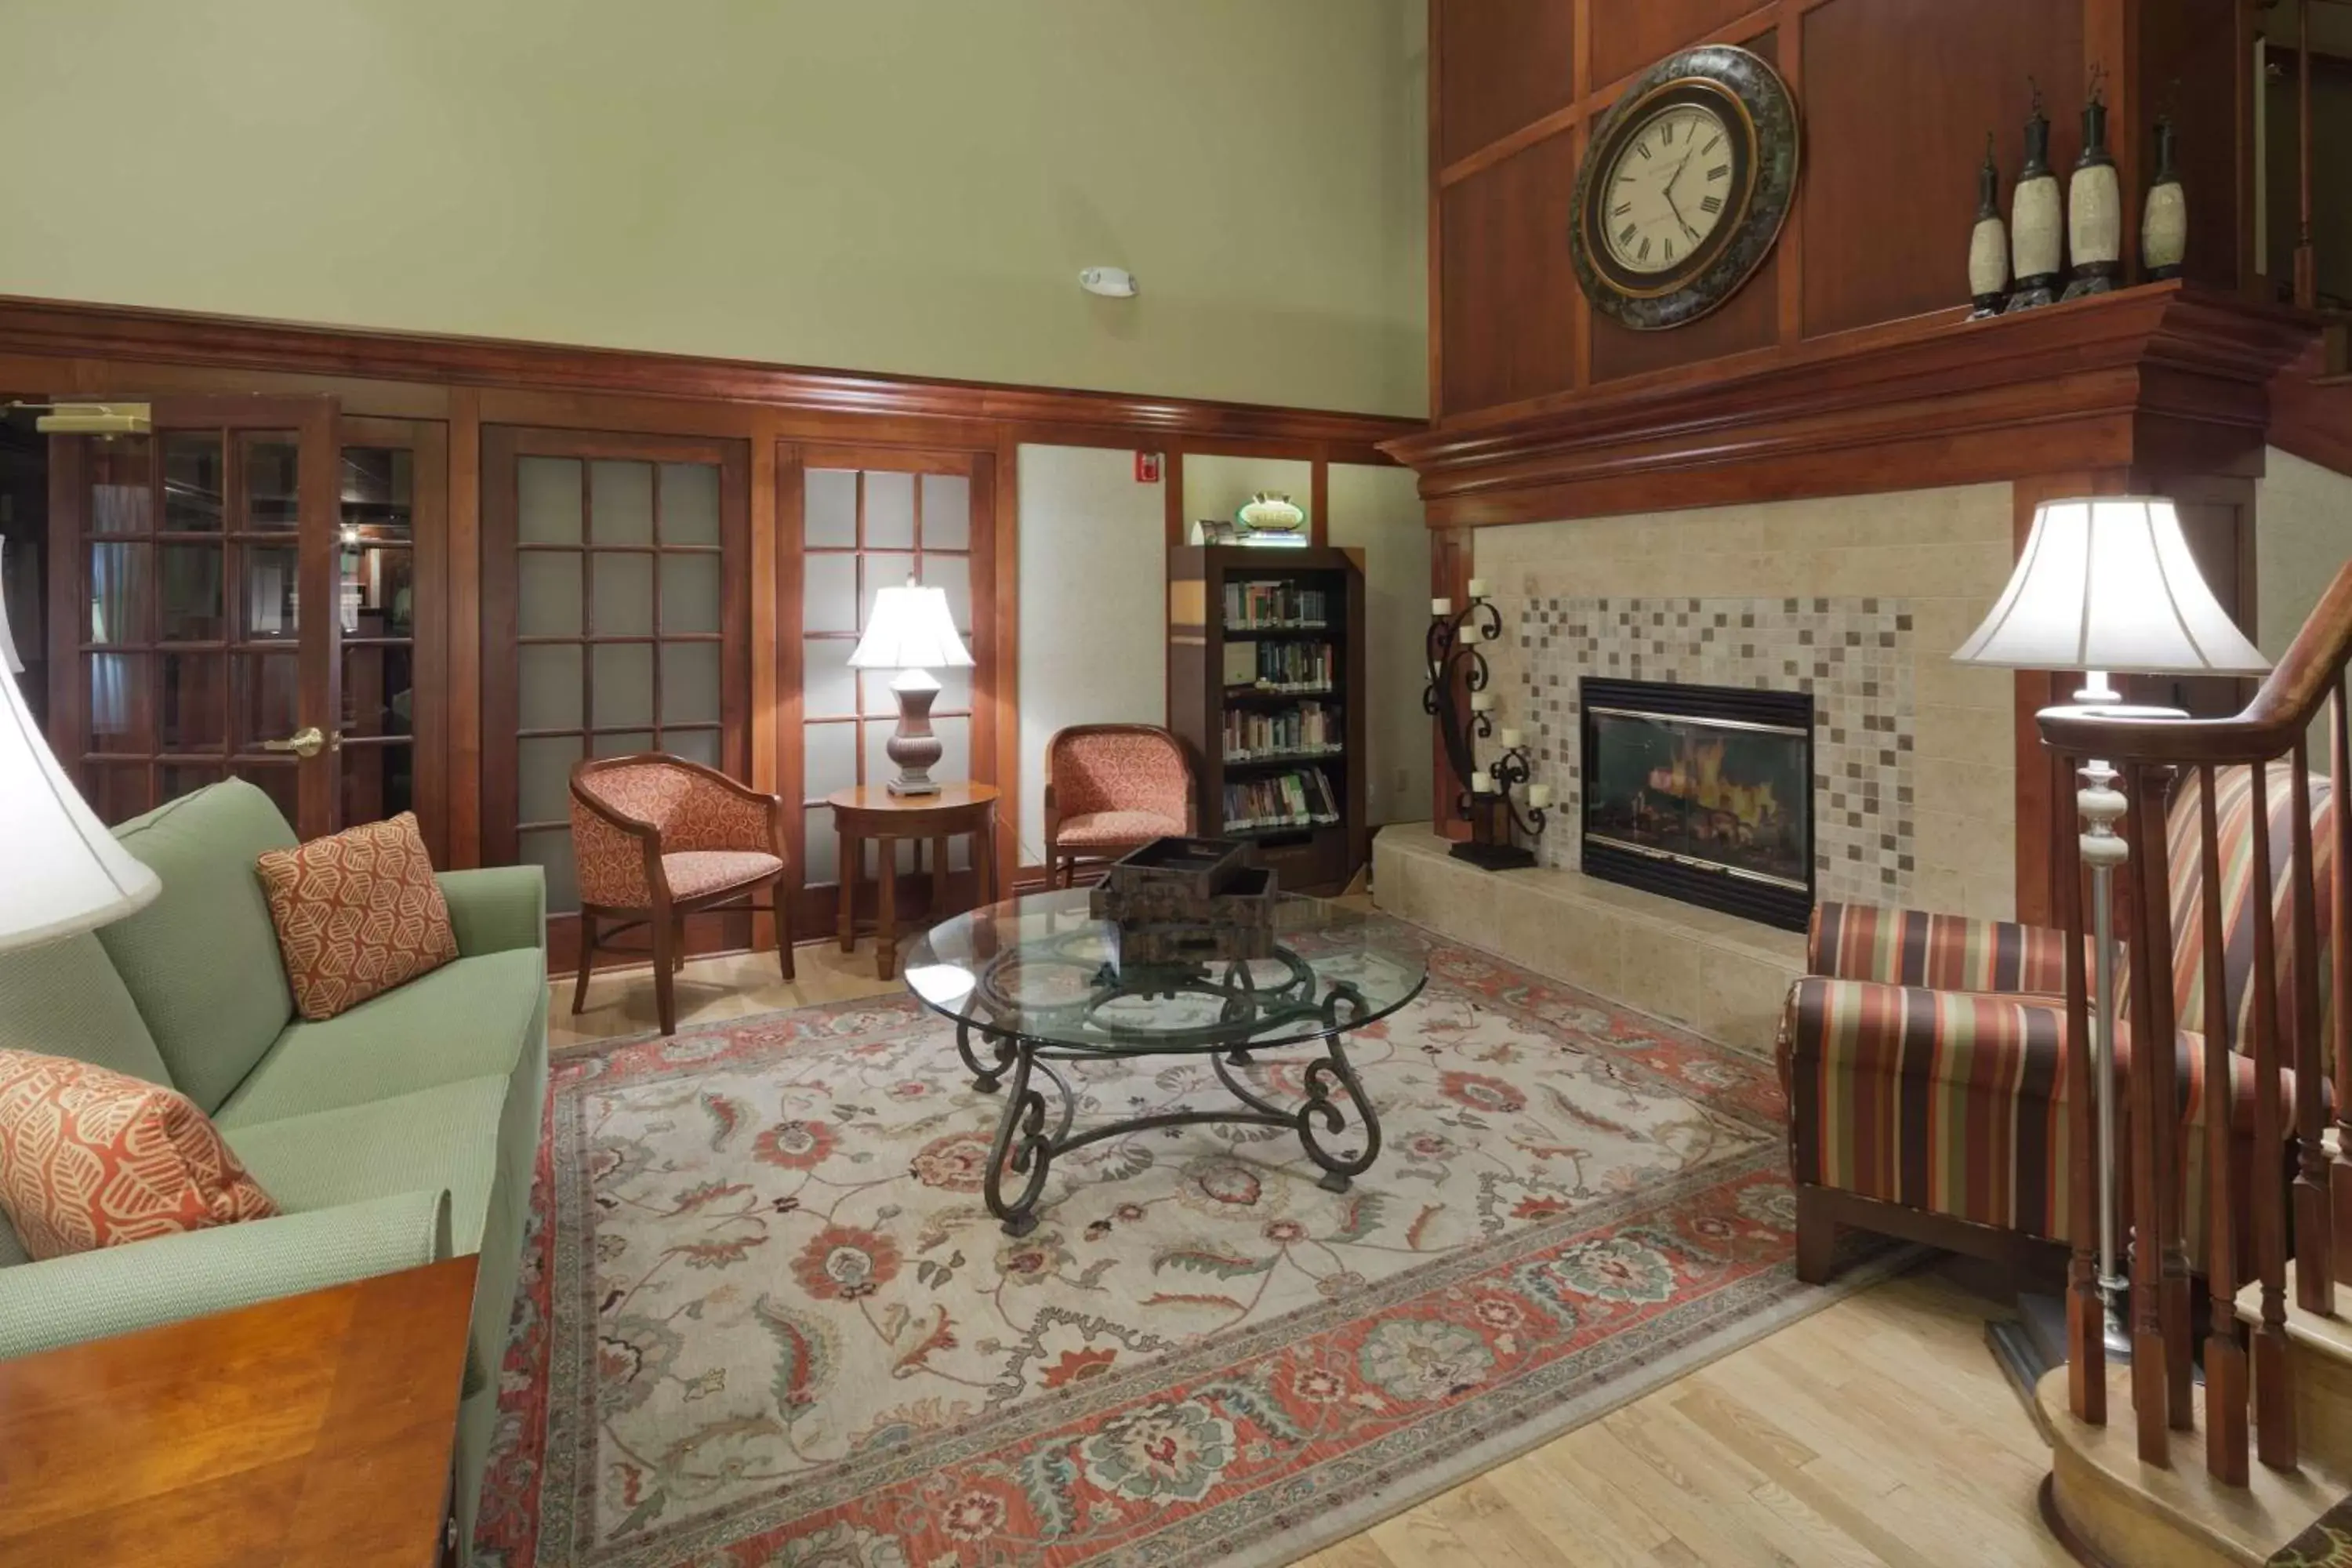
0, 1051, 279, 1261
256, 811, 459, 1021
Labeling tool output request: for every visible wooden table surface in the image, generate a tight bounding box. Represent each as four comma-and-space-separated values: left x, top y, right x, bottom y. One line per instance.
0, 1255, 477, 1568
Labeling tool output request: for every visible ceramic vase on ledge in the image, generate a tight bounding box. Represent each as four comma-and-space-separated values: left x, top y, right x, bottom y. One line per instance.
2142, 114, 2187, 281
1968, 133, 2010, 319
2005, 89, 2062, 313
2063, 73, 2122, 301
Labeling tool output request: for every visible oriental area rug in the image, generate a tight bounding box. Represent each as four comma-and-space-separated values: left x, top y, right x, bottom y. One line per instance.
474, 924, 1904, 1568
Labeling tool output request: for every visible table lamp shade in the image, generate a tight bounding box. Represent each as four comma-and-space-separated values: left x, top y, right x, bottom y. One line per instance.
1953, 496, 2270, 677
1, 658, 160, 953
847, 584, 972, 671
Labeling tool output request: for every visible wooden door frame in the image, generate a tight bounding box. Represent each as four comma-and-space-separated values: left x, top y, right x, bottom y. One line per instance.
480, 423, 753, 975
339, 413, 450, 862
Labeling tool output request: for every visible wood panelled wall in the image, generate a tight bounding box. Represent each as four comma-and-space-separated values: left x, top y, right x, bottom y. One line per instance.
1431, 0, 2251, 422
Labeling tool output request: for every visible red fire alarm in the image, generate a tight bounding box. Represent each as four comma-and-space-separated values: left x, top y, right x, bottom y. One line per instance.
1134, 452, 1163, 484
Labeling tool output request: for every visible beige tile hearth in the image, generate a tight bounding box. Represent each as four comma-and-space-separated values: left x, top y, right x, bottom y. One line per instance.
1374, 823, 1805, 1054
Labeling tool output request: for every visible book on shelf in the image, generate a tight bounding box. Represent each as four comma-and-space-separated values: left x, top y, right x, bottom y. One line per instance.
1222, 580, 1329, 630
1226, 639, 1333, 692
1222, 699, 1342, 761
1221, 766, 1341, 833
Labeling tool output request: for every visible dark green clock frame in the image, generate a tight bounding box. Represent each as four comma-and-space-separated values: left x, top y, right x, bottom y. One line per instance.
1570, 44, 1801, 332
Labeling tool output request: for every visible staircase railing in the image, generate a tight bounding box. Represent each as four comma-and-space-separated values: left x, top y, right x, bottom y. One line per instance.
2038, 561, 2352, 1482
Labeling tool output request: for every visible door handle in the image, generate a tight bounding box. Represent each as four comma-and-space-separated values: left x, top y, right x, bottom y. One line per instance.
261, 725, 332, 760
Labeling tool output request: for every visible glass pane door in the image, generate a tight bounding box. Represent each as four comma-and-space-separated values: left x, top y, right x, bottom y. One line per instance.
53, 396, 343, 837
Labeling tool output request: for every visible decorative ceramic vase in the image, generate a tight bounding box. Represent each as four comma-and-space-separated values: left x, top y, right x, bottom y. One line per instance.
2143, 114, 2187, 281
2063, 78, 2122, 300
1969, 133, 2010, 320
2005, 92, 2062, 313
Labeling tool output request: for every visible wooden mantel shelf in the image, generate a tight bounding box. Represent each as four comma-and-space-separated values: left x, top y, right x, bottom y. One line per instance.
1383, 284, 2324, 526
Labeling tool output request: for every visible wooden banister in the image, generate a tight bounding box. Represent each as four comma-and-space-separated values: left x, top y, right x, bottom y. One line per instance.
2034, 558, 2352, 1485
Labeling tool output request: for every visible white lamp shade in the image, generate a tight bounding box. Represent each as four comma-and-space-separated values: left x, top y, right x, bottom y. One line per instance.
846, 583, 974, 671
1, 660, 160, 955
1953, 496, 2270, 677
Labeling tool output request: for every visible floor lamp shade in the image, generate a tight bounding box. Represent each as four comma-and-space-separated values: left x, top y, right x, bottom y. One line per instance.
0, 650, 160, 954
1952, 496, 2269, 677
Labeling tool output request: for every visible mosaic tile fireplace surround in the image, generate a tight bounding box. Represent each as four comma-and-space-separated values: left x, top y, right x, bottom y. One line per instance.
1515, 595, 1917, 913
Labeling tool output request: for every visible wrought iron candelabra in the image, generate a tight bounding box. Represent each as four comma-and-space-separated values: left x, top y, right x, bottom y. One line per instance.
1422, 587, 1548, 871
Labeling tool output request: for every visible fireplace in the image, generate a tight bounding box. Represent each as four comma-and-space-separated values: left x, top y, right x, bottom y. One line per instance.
1579, 676, 1814, 931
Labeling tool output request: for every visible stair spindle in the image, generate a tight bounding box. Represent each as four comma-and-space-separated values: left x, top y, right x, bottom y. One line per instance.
2061, 766, 2106, 1425
2292, 745, 2332, 1309
2199, 764, 2249, 1483
2123, 764, 2172, 1461
2134, 764, 2196, 1430
2249, 761, 2300, 1472
2332, 686, 2352, 1288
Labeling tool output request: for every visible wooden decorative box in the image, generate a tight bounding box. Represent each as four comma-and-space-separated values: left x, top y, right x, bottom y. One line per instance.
1092, 837, 1279, 964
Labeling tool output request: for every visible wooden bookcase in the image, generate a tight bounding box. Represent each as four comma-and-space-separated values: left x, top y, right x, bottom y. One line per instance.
1168, 544, 1367, 893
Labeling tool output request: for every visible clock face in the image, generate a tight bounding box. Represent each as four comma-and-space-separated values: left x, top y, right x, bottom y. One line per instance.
1568, 45, 1800, 331
1599, 103, 1737, 276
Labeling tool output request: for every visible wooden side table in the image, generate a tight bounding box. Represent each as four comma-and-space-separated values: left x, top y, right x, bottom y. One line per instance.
829, 782, 1001, 979
0, 1255, 477, 1568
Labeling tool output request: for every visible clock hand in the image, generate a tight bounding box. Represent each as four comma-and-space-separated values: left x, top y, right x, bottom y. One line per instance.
1663, 183, 1700, 245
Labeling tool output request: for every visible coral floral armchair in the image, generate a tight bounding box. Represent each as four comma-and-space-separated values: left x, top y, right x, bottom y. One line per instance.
1043, 724, 1198, 887
569, 754, 793, 1035
1779, 761, 2332, 1282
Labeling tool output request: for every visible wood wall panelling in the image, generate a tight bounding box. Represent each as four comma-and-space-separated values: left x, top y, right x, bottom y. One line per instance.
1589, 0, 1776, 95
2130, 0, 2245, 296
1440, 132, 1584, 415
1437, 0, 1578, 168
1798, 0, 2085, 341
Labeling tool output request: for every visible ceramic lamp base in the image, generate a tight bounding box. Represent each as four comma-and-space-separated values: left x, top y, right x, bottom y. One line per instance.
885, 670, 943, 797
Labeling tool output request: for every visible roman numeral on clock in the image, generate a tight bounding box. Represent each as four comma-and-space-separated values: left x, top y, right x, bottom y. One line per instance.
1618, 223, 1638, 246
1612, 202, 1632, 216
1703, 135, 1722, 154
1707, 164, 1730, 182
1637, 141, 1654, 160
1638, 236, 1653, 261
1663, 238, 1676, 262
1700, 194, 1723, 214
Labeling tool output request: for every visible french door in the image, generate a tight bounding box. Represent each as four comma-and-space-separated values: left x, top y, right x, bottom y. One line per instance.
47, 395, 345, 836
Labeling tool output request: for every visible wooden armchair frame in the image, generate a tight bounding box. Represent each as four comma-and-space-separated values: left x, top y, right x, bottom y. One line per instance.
568, 753, 794, 1035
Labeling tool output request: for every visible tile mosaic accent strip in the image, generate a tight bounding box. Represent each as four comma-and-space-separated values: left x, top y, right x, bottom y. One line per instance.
1509, 595, 1915, 908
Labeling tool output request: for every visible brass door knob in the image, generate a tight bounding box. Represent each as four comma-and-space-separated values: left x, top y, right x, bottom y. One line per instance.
261, 725, 328, 760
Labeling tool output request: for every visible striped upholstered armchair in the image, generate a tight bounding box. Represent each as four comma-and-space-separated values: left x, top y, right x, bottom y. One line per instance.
1779, 762, 2332, 1283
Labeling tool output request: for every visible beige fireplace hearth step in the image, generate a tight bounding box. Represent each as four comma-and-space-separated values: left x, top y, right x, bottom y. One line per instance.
1372, 824, 1804, 1056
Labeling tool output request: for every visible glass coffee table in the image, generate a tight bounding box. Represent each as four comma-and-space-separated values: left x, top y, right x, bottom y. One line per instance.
903, 888, 1427, 1235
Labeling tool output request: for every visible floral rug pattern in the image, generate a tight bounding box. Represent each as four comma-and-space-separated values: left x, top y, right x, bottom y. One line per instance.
476, 924, 1895, 1568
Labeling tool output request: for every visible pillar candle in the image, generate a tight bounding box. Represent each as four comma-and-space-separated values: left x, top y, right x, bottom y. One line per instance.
1527, 784, 1553, 808
1500, 727, 1523, 748
1459, 622, 1483, 642
1469, 691, 1494, 712
1431, 597, 1452, 617
1469, 771, 1492, 793
1468, 578, 1490, 598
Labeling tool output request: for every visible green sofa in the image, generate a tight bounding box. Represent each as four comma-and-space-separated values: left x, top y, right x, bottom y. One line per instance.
0, 779, 546, 1559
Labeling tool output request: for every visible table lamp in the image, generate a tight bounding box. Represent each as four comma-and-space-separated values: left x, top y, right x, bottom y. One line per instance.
848, 580, 973, 797
1954, 495, 2270, 1360
0, 555, 161, 952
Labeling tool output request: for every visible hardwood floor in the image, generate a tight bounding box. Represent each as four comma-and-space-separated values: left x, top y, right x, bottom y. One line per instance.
549, 938, 2067, 1568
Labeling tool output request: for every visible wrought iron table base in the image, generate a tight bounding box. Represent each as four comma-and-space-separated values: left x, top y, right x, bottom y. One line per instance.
953, 998, 1383, 1237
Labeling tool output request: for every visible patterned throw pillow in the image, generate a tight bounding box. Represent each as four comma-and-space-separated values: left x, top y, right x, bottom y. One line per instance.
0, 1050, 279, 1261
255, 811, 459, 1021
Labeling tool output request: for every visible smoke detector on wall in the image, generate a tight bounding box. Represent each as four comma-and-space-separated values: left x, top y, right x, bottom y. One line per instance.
1080, 267, 1137, 298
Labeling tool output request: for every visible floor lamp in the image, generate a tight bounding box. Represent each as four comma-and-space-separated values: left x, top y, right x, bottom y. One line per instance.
0, 555, 162, 953
1955, 496, 2270, 1366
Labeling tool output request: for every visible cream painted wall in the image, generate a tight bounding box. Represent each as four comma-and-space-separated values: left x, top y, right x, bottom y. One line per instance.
0, 1, 1427, 416
1328, 461, 1431, 826
1016, 444, 1166, 864
2257, 447, 2352, 662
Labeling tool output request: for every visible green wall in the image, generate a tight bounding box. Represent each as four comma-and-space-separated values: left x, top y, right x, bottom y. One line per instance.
0, 0, 1428, 416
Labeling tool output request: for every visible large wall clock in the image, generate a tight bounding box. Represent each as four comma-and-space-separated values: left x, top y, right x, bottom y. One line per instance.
1569, 44, 1800, 332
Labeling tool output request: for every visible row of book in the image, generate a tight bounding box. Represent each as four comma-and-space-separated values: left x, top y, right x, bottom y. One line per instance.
1221, 767, 1342, 833
1229, 640, 1334, 692
1223, 580, 1330, 630
1222, 701, 1341, 761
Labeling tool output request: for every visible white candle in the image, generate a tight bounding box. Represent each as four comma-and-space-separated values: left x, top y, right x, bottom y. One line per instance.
1468, 578, 1490, 599
1459, 622, 1483, 642
1500, 728, 1523, 748
1431, 597, 1452, 617
1470, 770, 1492, 793
1528, 784, 1553, 808
1469, 691, 1494, 712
